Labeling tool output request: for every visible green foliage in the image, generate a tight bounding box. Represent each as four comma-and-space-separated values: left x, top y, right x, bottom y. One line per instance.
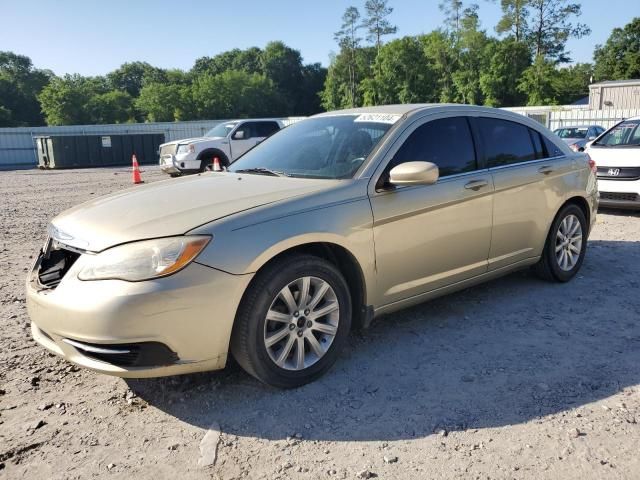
593, 18, 640, 81
495, 0, 530, 42
363, 37, 437, 105
518, 55, 557, 105
420, 30, 459, 102
480, 38, 531, 106
553, 63, 593, 104
136, 83, 191, 122
362, 0, 397, 50
0, 51, 51, 127
106, 61, 167, 97
191, 70, 284, 119
526, 0, 591, 62
87, 90, 134, 124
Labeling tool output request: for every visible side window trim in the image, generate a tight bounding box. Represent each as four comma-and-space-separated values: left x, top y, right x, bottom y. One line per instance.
373, 115, 483, 191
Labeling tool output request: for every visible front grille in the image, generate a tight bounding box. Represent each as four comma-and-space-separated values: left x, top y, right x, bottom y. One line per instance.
160, 144, 176, 157
597, 167, 640, 181
63, 339, 179, 367
600, 192, 639, 202
37, 247, 80, 289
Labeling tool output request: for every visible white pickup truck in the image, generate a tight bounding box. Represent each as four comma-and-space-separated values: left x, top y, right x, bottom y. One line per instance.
159, 119, 284, 176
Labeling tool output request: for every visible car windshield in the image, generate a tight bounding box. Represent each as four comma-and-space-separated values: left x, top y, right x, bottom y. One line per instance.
206, 122, 238, 138
228, 114, 398, 179
593, 120, 640, 147
555, 127, 588, 139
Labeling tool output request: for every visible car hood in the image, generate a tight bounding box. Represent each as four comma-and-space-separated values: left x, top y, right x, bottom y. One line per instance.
560, 137, 586, 145
160, 137, 224, 147
586, 145, 640, 167
50, 173, 337, 252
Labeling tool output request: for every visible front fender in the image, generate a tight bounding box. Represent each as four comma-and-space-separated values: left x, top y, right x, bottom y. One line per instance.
191, 198, 376, 300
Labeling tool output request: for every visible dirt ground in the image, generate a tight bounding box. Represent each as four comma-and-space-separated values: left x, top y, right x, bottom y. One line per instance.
1, 166, 639, 480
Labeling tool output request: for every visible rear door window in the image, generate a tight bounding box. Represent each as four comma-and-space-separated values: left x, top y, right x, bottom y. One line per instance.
478, 117, 536, 167
255, 121, 280, 138
389, 117, 477, 177
542, 135, 564, 157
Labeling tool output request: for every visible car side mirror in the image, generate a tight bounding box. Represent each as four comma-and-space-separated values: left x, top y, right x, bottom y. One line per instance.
233, 131, 245, 140
389, 161, 439, 186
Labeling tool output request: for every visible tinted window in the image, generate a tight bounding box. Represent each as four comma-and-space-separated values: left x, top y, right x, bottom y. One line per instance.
529, 129, 545, 159
233, 123, 253, 139
255, 121, 280, 137
479, 118, 536, 167
390, 117, 477, 177
593, 120, 640, 147
542, 135, 564, 157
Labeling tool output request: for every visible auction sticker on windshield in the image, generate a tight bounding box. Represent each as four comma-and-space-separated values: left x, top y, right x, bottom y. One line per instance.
354, 113, 402, 124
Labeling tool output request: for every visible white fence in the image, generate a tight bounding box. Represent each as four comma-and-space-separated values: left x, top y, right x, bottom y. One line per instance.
548, 108, 640, 130
504, 105, 640, 130
0, 117, 305, 168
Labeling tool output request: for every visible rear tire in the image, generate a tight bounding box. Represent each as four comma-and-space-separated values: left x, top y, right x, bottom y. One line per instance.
534, 203, 587, 282
230, 254, 352, 388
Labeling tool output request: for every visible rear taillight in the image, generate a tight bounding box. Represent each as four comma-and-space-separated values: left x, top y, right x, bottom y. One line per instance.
586, 153, 597, 173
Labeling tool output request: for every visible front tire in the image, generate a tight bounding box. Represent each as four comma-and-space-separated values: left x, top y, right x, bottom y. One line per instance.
534, 203, 587, 282
231, 254, 352, 388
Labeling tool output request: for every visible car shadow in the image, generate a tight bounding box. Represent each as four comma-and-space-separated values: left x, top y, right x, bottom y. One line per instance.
598, 206, 640, 218
128, 240, 640, 442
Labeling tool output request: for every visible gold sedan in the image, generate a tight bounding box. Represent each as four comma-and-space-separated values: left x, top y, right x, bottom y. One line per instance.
26, 104, 598, 388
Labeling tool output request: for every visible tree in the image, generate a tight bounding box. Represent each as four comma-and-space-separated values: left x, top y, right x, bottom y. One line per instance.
421, 30, 459, 102
480, 38, 531, 106
527, 0, 590, 62
261, 41, 305, 112
439, 0, 465, 37
363, 36, 437, 105
298, 63, 328, 115
38, 74, 98, 125
334, 7, 363, 107
321, 46, 376, 110
191, 70, 284, 119
362, 0, 397, 52
0, 51, 51, 127
192, 48, 263, 77
593, 18, 640, 81
495, 0, 530, 42
553, 62, 593, 104
107, 61, 167, 97
136, 83, 191, 122
518, 54, 557, 105
87, 90, 134, 124
452, 5, 490, 105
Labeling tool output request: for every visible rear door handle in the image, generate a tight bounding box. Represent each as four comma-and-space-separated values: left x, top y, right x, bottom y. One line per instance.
538, 165, 554, 175
464, 179, 489, 191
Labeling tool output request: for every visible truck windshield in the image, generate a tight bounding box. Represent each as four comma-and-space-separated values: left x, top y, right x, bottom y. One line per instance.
593, 120, 640, 147
206, 122, 238, 138
228, 115, 398, 179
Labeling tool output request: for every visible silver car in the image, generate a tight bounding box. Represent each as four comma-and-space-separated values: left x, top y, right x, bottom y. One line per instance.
26, 104, 598, 388
554, 125, 605, 152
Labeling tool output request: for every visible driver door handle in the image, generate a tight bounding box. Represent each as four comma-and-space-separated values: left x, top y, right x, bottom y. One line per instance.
464, 179, 489, 191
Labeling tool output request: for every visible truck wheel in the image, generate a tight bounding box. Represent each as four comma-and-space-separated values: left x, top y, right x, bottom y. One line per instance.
231, 254, 352, 388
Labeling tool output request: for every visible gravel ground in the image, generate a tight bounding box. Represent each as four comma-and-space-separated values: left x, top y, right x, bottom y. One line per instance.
1, 167, 639, 480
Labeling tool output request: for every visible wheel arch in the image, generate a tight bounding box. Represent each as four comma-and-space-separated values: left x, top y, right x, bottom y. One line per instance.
562, 195, 591, 227
242, 241, 370, 330
196, 148, 229, 167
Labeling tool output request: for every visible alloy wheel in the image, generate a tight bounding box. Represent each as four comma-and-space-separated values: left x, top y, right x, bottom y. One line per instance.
263, 276, 340, 371
555, 214, 583, 271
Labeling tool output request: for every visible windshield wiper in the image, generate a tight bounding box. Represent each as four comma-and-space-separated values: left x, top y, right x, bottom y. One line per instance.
234, 168, 289, 177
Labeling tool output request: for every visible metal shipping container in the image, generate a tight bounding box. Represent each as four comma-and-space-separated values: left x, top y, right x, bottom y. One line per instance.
34, 133, 165, 169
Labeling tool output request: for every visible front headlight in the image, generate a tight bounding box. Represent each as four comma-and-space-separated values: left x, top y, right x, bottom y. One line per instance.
177, 144, 195, 154
78, 236, 211, 282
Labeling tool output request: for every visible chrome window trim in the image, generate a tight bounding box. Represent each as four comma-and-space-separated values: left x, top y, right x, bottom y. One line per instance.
487, 155, 566, 172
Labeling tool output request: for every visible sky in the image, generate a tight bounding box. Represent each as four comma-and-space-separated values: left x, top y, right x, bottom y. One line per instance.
2, 0, 639, 76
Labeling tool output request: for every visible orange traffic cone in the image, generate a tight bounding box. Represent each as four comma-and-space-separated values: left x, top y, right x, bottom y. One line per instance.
132, 154, 143, 184
212, 156, 222, 172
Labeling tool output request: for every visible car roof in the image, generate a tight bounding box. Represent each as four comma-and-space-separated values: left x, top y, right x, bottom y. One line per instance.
312, 104, 547, 124
555, 125, 599, 129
